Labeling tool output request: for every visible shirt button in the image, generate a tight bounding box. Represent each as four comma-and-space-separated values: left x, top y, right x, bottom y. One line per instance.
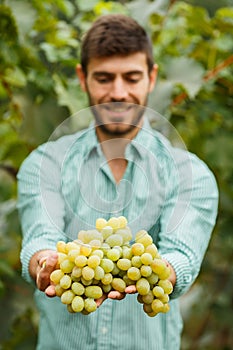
102, 327, 108, 334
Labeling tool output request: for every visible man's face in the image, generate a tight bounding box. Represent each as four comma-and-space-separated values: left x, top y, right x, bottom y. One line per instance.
77, 52, 157, 137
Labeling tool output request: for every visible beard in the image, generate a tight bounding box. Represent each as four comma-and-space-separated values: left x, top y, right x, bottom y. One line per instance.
86, 93, 148, 137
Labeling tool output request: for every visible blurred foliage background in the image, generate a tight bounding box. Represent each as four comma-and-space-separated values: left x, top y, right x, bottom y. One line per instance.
0, 0, 232, 349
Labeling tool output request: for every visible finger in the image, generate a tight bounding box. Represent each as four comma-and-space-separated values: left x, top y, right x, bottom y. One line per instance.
37, 254, 58, 291
96, 294, 108, 307
108, 291, 125, 300
45, 284, 56, 297
125, 285, 137, 294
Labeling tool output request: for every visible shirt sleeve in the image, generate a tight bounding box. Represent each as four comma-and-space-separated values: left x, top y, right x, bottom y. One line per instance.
158, 149, 219, 299
17, 142, 67, 284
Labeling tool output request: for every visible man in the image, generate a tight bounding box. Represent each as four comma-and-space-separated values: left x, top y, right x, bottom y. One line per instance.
17, 14, 218, 349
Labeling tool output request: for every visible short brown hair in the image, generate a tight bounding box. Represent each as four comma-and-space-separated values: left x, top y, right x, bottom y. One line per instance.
80, 14, 154, 75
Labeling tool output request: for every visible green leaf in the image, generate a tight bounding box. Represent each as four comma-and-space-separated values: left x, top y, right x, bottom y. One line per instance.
3, 67, 26, 87
53, 75, 88, 115
165, 57, 205, 98
127, 0, 169, 27
5, 0, 36, 38
77, 0, 100, 12
0, 4, 18, 42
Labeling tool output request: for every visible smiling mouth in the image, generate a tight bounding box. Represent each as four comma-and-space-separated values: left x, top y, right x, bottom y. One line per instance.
103, 102, 134, 114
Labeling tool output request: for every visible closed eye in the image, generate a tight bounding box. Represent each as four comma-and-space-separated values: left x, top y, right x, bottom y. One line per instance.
124, 72, 143, 83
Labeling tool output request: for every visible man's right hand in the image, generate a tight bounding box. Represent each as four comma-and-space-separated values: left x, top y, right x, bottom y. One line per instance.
29, 250, 58, 297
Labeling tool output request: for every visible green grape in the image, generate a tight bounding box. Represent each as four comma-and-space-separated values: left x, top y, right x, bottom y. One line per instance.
107, 217, 120, 231
106, 234, 123, 248
147, 311, 158, 317
77, 230, 87, 242
80, 244, 92, 257
71, 266, 82, 279
142, 290, 154, 304
100, 258, 114, 273
161, 303, 170, 313
81, 277, 93, 286
143, 303, 153, 314
68, 249, 80, 262
151, 299, 164, 313
117, 228, 132, 243
89, 239, 102, 249
94, 266, 105, 280
101, 273, 113, 285
159, 293, 169, 303
118, 216, 128, 229
122, 246, 133, 259
50, 269, 64, 284
152, 286, 164, 298
96, 218, 107, 231
150, 258, 167, 276
117, 258, 131, 271
102, 284, 112, 293
101, 226, 113, 240
131, 256, 142, 268
87, 255, 101, 268
101, 243, 111, 255
60, 275, 72, 289
140, 253, 153, 266
81, 230, 103, 244
123, 274, 135, 286
147, 272, 159, 285
127, 267, 141, 281
84, 298, 97, 313
71, 282, 85, 296
158, 279, 173, 294
75, 255, 87, 268
72, 296, 85, 312
137, 294, 144, 304
140, 265, 152, 278
113, 246, 123, 257
111, 278, 126, 293
118, 270, 126, 278
81, 309, 90, 315
61, 290, 75, 304
107, 248, 121, 261
158, 266, 171, 280
111, 263, 120, 276
131, 243, 145, 256
136, 278, 150, 295
91, 249, 104, 259
55, 284, 65, 297
56, 241, 67, 253
135, 230, 153, 247
60, 259, 75, 274
57, 252, 67, 264
82, 266, 95, 281
145, 244, 158, 258
65, 241, 80, 253
92, 278, 100, 285
67, 304, 75, 313
85, 286, 103, 299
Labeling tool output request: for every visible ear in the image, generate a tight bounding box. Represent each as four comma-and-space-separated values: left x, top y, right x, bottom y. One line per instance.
148, 64, 158, 93
76, 64, 87, 92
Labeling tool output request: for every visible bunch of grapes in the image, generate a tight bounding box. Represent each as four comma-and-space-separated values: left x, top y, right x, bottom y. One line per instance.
50, 216, 173, 317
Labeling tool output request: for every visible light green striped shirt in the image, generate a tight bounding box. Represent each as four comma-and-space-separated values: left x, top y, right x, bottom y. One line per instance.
17, 118, 218, 350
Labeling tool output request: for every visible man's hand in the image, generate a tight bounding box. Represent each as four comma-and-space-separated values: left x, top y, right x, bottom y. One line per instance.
29, 250, 58, 297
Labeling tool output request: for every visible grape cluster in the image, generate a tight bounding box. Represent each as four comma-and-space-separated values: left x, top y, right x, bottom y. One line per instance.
50, 216, 173, 316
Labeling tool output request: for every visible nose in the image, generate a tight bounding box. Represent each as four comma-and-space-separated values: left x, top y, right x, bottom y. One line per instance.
109, 77, 128, 101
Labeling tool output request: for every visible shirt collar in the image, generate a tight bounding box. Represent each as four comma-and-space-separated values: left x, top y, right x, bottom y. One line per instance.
83, 116, 158, 161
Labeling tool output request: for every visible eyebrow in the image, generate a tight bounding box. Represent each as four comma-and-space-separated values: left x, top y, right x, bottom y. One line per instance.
92, 71, 144, 78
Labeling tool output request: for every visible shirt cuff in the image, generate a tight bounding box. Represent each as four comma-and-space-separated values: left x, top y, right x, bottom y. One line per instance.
160, 252, 194, 299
